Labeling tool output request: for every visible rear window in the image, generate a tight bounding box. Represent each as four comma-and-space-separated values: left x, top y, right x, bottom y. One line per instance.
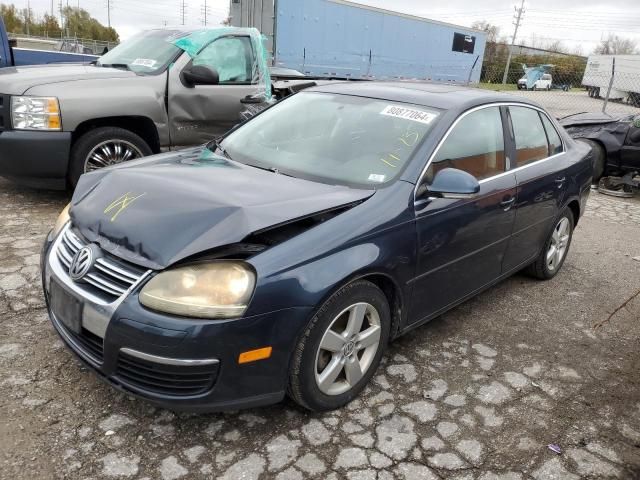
540, 114, 563, 156
510, 106, 550, 167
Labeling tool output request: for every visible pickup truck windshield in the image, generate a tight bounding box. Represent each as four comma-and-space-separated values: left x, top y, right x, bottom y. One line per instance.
221, 92, 441, 188
97, 30, 185, 74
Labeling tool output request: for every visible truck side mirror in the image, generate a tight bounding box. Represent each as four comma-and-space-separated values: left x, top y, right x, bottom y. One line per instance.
181, 65, 219, 87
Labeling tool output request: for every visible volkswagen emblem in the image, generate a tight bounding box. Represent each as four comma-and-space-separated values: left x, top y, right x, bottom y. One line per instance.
69, 245, 96, 281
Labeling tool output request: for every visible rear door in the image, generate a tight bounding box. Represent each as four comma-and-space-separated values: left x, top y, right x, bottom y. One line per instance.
409, 106, 517, 324
502, 105, 568, 272
167, 35, 258, 148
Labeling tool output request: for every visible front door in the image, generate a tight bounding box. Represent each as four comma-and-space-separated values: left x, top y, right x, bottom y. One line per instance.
409, 106, 517, 324
168, 35, 258, 148
502, 106, 568, 272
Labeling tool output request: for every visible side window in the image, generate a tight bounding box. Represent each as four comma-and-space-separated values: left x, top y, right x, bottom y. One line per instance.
510, 106, 549, 167
540, 113, 563, 156
427, 107, 505, 181
193, 36, 253, 84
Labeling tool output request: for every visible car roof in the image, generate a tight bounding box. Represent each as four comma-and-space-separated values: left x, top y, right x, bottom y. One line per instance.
308, 81, 543, 112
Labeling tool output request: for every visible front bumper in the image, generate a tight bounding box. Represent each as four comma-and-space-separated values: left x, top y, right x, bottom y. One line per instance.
0, 130, 71, 189
41, 229, 312, 412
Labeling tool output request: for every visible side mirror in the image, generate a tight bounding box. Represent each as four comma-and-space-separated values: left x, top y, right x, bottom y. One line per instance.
241, 94, 266, 104
181, 65, 219, 87
420, 168, 480, 199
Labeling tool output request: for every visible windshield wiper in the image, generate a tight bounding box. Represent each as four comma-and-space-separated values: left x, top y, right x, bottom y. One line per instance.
244, 163, 295, 177
207, 138, 232, 160
100, 63, 130, 70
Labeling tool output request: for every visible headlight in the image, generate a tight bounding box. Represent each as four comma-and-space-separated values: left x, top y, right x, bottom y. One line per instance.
139, 261, 256, 319
11, 96, 61, 130
51, 203, 70, 239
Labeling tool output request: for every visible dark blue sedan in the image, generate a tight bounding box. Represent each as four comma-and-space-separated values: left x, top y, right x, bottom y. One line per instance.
41, 83, 593, 411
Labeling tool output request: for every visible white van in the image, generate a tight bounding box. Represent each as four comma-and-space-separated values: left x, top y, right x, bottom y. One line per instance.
517, 73, 553, 90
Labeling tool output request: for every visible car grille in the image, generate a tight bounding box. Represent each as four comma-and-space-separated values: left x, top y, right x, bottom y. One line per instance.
66, 326, 104, 362
115, 352, 219, 397
56, 227, 147, 301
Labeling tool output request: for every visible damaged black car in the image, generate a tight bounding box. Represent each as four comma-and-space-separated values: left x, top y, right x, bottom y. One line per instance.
42, 83, 593, 412
560, 112, 640, 181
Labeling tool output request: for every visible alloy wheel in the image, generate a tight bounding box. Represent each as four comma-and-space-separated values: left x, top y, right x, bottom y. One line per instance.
547, 217, 570, 272
84, 139, 144, 172
314, 302, 382, 396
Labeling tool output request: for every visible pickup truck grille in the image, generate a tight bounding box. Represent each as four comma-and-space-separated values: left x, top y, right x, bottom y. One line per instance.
0, 95, 8, 131
56, 227, 147, 301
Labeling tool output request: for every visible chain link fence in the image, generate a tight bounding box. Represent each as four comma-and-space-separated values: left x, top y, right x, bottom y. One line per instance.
13, 34, 118, 55
471, 63, 640, 119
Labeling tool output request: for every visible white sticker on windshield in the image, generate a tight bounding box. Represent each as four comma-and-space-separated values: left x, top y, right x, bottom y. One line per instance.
368, 174, 386, 183
380, 105, 437, 125
132, 58, 157, 68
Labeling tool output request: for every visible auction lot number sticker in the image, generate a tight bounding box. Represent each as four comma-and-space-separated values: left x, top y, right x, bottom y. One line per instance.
380, 105, 438, 125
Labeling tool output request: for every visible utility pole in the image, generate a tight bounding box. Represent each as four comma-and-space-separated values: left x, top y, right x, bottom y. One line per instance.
26, 0, 30, 35
106, 0, 111, 28
502, 0, 525, 85
180, 0, 187, 26
201, 0, 210, 26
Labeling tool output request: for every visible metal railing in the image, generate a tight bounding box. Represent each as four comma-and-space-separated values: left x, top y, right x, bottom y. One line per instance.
11, 33, 118, 55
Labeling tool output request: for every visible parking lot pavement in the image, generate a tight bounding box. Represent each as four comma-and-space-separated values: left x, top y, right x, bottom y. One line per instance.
1, 177, 640, 480
505, 90, 639, 119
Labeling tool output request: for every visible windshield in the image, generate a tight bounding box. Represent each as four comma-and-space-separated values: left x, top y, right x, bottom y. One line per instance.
220, 92, 441, 188
97, 30, 185, 74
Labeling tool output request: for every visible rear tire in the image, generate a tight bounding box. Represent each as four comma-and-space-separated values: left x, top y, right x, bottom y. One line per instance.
288, 280, 391, 411
69, 127, 152, 188
577, 138, 606, 182
525, 208, 574, 280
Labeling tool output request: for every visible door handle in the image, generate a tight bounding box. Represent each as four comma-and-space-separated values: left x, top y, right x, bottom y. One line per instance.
500, 197, 516, 211
555, 177, 566, 183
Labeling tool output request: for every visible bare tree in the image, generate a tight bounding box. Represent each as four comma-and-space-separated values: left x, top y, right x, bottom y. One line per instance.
471, 20, 500, 43
594, 34, 638, 55
545, 40, 567, 54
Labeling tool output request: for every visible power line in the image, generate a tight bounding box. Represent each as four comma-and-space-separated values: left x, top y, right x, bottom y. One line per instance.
502, 0, 525, 84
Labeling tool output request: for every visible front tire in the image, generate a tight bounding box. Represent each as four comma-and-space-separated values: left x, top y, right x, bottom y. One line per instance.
526, 208, 574, 280
69, 127, 152, 188
288, 280, 391, 411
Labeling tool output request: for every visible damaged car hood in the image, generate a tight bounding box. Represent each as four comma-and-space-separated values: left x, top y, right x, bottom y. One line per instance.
0, 64, 135, 95
70, 148, 374, 270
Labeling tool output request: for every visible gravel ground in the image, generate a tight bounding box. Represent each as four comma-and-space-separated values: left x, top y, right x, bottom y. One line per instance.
1, 178, 640, 480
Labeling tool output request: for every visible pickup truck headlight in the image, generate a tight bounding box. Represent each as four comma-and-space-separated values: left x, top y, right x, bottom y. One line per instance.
11, 96, 61, 131
139, 261, 256, 319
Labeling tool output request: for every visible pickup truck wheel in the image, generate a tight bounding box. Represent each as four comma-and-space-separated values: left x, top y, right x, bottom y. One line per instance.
69, 127, 152, 187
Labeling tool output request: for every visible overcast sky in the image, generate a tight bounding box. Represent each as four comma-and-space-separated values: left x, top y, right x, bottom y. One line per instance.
18, 0, 640, 54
